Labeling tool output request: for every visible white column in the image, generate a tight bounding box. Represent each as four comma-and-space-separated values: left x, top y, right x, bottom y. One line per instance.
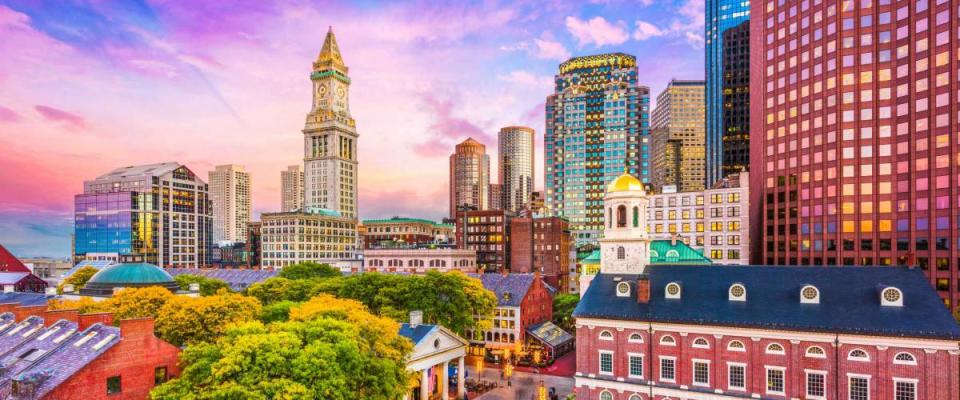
420, 368, 429, 400
440, 360, 450, 399
457, 356, 466, 398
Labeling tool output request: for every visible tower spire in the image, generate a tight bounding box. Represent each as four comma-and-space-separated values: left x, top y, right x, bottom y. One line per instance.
315, 26, 348, 73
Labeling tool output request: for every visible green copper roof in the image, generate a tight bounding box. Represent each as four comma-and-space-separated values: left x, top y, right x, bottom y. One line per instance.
581, 249, 601, 263
362, 217, 446, 227
87, 262, 175, 285
649, 240, 713, 265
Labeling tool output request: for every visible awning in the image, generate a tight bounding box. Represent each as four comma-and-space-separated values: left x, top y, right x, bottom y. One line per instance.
526, 321, 573, 348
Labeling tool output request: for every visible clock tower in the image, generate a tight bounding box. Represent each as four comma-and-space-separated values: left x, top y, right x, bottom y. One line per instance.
303, 26, 358, 219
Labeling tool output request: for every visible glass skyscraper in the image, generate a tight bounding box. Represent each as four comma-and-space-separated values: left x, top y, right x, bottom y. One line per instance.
705, 0, 751, 187
545, 53, 650, 244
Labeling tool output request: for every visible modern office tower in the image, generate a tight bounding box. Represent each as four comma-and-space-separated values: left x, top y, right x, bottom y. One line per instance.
721, 20, 751, 176
498, 126, 535, 213
280, 165, 304, 212
545, 53, 650, 244
705, 0, 751, 187
449, 138, 491, 218
208, 164, 251, 243
650, 79, 706, 192
259, 208, 358, 269
510, 216, 572, 292
750, 0, 960, 309
303, 27, 358, 219
74, 162, 212, 267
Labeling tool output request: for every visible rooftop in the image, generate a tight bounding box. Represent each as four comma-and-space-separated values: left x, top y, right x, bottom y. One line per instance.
93, 162, 181, 180
468, 273, 538, 307
166, 268, 278, 291
398, 323, 438, 346
362, 217, 448, 227
649, 239, 712, 265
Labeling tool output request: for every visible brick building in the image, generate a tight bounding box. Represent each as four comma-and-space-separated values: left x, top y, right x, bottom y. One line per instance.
361, 217, 454, 249
573, 266, 960, 400
456, 209, 512, 272
363, 248, 477, 273
464, 273, 556, 358
749, 0, 960, 310
510, 216, 573, 292
0, 306, 180, 399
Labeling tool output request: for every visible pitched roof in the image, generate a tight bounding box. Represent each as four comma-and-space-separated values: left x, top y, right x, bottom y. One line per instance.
0, 245, 30, 273
315, 26, 347, 73
649, 240, 712, 265
0, 272, 29, 285
14, 323, 121, 398
398, 324, 437, 345
573, 265, 960, 340
468, 273, 536, 307
0, 319, 80, 396
0, 292, 55, 307
94, 162, 181, 180
526, 321, 574, 348
166, 268, 279, 291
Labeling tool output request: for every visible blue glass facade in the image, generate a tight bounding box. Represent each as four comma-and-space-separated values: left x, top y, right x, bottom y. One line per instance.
75, 191, 159, 264
705, 0, 750, 187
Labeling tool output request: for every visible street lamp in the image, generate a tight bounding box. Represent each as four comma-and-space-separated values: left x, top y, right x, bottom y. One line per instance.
538, 379, 547, 400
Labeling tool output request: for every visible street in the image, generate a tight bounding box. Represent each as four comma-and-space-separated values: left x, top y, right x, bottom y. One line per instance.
465, 365, 574, 400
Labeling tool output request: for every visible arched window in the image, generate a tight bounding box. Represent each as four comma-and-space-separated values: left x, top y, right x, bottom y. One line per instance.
599, 391, 613, 400
848, 349, 870, 361
665, 282, 681, 299
607, 208, 612, 228
629, 395, 642, 400
881, 287, 903, 306
806, 346, 826, 358
617, 246, 626, 260
632, 206, 639, 227
766, 343, 785, 355
727, 340, 745, 351
692, 337, 709, 348
665, 249, 680, 258
893, 352, 916, 365
599, 330, 614, 341
800, 285, 820, 304
729, 284, 746, 301
628, 333, 643, 343
617, 205, 627, 227
659, 335, 676, 346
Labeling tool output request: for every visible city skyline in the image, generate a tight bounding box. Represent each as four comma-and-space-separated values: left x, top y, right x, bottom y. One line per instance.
0, 0, 707, 257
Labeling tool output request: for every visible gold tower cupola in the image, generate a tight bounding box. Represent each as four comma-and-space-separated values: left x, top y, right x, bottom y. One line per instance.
314, 26, 348, 74
606, 172, 645, 193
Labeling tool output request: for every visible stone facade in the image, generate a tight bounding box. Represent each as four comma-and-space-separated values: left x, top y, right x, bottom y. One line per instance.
363, 248, 476, 274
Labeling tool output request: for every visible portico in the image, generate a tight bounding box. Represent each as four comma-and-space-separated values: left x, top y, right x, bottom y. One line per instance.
400, 311, 469, 400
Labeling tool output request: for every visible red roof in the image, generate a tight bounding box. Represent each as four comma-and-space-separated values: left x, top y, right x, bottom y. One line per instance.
0, 244, 31, 273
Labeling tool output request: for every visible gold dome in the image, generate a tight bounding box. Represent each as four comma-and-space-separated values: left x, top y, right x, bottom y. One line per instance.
607, 173, 644, 192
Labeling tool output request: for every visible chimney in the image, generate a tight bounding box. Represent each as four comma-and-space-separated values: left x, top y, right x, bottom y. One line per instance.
78, 312, 114, 330
670, 235, 678, 246
120, 318, 155, 338
409, 310, 423, 328
636, 275, 650, 304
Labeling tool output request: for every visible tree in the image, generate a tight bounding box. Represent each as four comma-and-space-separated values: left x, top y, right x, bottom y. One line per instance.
151, 294, 411, 400
47, 296, 110, 314
246, 276, 345, 305
260, 300, 300, 324
277, 262, 341, 280
174, 274, 231, 296
552, 293, 580, 332
56, 266, 99, 294
46, 286, 174, 324
155, 289, 262, 347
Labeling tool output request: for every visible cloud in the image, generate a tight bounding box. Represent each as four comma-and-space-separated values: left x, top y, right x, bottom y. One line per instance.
685, 31, 705, 48
533, 37, 571, 61
0, 105, 20, 122
497, 70, 553, 90
359, 188, 447, 221
412, 93, 492, 157
34, 105, 86, 129
564, 16, 629, 47
633, 20, 666, 40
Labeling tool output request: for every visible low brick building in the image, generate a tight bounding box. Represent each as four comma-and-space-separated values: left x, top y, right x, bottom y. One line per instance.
363, 247, 477, 274
361, 217, 454, 249
510, 216, 573, 293
0, 305, 180, 399
464, 273, 561, 360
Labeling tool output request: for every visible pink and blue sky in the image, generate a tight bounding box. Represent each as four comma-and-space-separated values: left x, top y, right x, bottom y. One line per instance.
0, 0, 705, 257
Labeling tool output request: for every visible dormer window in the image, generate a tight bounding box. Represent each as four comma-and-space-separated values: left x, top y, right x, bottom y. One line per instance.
665, 282, 681, 299
616, 281, 631, 297
728, 284, 746, 301
881, 287, 903, 306
800, 285, 820, 304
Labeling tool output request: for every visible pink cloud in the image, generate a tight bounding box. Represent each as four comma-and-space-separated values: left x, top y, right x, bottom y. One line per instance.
360, 187, 447, 221
565, 16, 629, 47
0, 105, 20, 122
412, 93, 494, 157
34, 105, 86, 130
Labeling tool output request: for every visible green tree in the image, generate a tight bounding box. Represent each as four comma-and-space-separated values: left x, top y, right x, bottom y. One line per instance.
57, 266, 99, 294
154, 289, 262, 347
174, 274, 231, 296
47, 286, 175, 325
552, 293, 580, 332
278, 262, 341, 280
151, 295, 411, 400
260, 300, 300, 324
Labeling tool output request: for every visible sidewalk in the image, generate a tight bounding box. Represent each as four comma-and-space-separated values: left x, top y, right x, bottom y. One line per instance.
466, 351, 576, 378
464, 366, 574, 400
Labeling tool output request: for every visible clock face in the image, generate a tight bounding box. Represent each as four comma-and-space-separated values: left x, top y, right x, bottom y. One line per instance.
336, 86, 345, 98
317, 84, 328, 98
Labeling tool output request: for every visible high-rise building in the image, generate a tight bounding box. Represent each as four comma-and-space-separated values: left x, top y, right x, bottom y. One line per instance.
545, 54, 650, 244
303, 27, 358, 219
721, 20, 751, 177
650, 80, 706, 192
74, 162, 212, 267
705, 0, 751, 187
498, 126, 535, 213
280, 165, 304, 212
750, 0, 960, 310
449, 138, 490, 218
208, 164, 251, 243
259, 208, 357, 269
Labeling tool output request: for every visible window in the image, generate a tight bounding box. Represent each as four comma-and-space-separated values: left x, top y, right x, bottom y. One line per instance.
154, 366, 167, 385
599, 330, 613, 341
660, 357, 676, 382
894, 380, 916, 400
881, 287, 903, 306
628, 354, 643, 378
665, 282, 681, 299
766, 368, 785, 395
807, 372, 826, 399
848, 349, 870, 361
628, 395, 641, 400
616, 281, 630, 297
800, 285, 820, 303
729, 284, 746, 301
728, 364, 745, 390
599, 391, 613, 400
766, 343, 785, 355
806, 346, 826, 358
659, 335, 676, 346
693, 360, 710, 386
692, 337, 709, 348
893, 352, 916, 365
107, 376, 121, 395
599, 351, 613, 375
726, 340, 745, 352
617, 246, 626, 260
849, 376, 870, 400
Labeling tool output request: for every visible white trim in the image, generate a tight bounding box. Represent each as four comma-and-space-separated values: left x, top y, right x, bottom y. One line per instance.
692, 359, 711, 387
627, 332, 644, 343
880, 287, 903, 307
764, 366, 786, 396
598, 329, 614, 341
847, 348, 871, 361
692, 336, 710, 349
892, 351, 917, 365
665, 282, 682, 299
800, 284, 821, 304
659, 356, 677, 383
627, 352, 644, 379
805, 345, 827, 358
892, 378, 918, 400
659, 334, 677, 346
728, 283, 747, 302
805, 370, 828, 400
598, 389, 614, 400
726, 362, 747, 391
847, 374, 871, 400
765, 342, 786, 355
574, 376, 754, 400
727, 339, 746, 352
598, 350, 614, 376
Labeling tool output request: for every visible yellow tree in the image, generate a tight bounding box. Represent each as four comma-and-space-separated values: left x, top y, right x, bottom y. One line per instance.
56, 266, 99, 294
155, 289, 262, 346
107, 286, 175, 322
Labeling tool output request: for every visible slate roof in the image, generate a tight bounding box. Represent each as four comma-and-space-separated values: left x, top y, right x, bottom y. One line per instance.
362, 217, 447, 227
13, 323, 121, 399
398, 323, 438, 345
166, 268, 279, 291
0, 292, 57, 307
573, 265, 960, 340
60, 260, 117, 279
0, 316, 45, 351
0, 319, 80, 397
468, 273, 536, 307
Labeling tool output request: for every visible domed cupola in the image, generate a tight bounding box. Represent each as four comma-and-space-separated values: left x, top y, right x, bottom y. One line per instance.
78, 262, 179, 296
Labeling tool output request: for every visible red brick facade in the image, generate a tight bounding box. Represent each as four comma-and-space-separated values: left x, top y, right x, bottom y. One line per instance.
510, 216, 572, 292
574, 319, 960, 399
456, 210, 511, 272
519, 274, 553, 339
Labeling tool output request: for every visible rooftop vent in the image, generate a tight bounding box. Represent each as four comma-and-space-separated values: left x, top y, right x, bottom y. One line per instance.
879, 286, 903, 307
728, 283, 746, 301
800, 285, 820, 304
616, 281, 631, 297
665, 282, 681, 299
